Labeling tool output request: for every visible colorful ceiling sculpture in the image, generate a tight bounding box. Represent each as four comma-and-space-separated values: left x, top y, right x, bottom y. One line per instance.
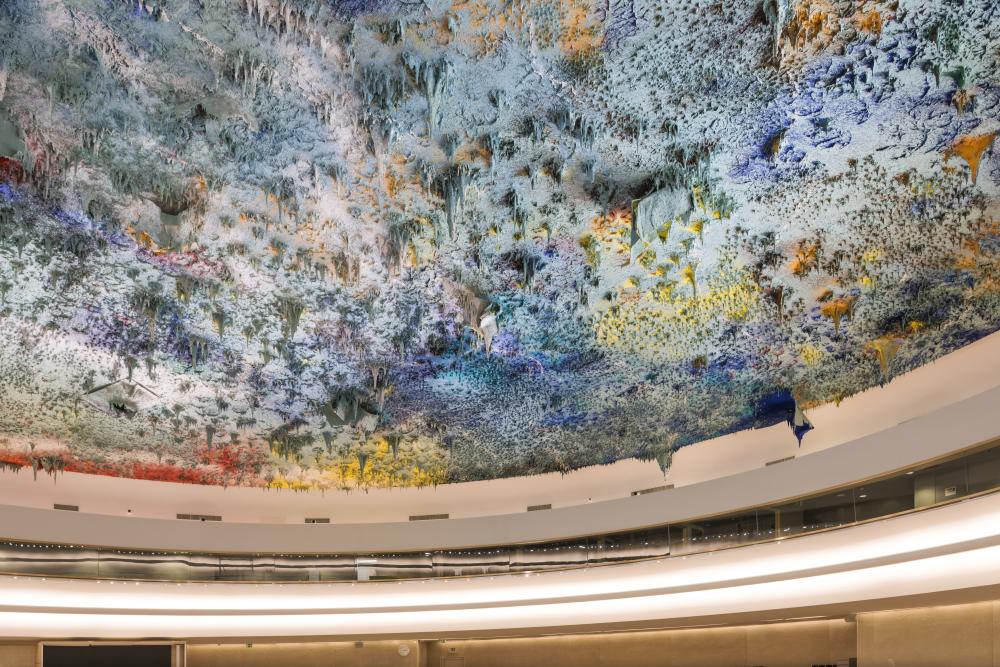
0, 0, 997, 490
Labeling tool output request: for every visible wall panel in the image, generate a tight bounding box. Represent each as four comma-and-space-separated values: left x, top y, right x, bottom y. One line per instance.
187, 641, 420, 667
0, 645, 32, 667
422, 620, 854, 667
858, 603, 996, 667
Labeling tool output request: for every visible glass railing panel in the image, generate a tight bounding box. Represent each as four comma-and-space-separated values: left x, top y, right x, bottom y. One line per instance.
0, 541, 100, 578
966, 445, 1000, 494
773, 488, 855, 538
930, 459, 969, 503
432, 548, 511, 577
755, 509, 777, 541
854, 475, 915, 522
588, 527, 670, 564
510, 539, 591, 572
213, 555, 260, 581
96, 549, 218, 581
670, 511, 766, 555
250, 554, 357, 582
361, 553, 434, 580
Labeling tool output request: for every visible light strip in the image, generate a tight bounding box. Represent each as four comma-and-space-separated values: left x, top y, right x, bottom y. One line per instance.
0, 493, 999, 637
1, 543, 999, 638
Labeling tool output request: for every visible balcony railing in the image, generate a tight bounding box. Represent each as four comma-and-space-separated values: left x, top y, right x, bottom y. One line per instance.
2, 442, 999, 583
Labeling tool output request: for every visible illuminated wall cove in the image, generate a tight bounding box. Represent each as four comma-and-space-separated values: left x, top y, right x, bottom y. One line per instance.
0, 0, 997, 491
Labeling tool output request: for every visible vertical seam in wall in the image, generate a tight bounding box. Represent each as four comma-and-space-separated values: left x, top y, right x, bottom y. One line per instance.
828, 619, 834, 664
993, 600, 999, 667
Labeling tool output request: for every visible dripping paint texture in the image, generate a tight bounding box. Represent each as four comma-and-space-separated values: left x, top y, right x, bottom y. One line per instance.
0, 0, 997, 489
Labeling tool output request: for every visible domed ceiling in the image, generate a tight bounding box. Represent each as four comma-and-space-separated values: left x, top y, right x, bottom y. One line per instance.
0, 0, 997, 490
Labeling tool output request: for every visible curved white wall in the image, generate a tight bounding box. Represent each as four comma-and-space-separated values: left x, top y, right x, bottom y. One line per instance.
2, 488, 1000, 640
2, 330, 1000, 552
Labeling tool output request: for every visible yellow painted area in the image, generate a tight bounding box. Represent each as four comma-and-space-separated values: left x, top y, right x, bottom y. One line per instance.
594, 270, 760, 360
649, 279, 676, 302
656, 221, 672, 242
681, 264, 697, 290
268, 437, 448, 491
866, 335, 902, 379
686, 219, 706, 241
800, 343, 824, 366
636, 247, 656, 270
691, 184, 706, 211
861, 247, 883, 264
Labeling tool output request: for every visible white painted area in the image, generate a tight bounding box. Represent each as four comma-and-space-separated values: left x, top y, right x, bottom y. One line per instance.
0, 330, 999, 552
2, 490, 1000, 639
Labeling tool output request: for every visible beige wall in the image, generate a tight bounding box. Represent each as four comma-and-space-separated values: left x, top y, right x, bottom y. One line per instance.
13, 601, 1000, 667
0, 645, 33, 667
424, 620, 856, 667
187, 640, 420, 667
0, 623, 855, 667
858, 601, 1000, 667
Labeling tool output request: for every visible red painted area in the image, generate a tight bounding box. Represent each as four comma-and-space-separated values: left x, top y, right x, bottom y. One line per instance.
0, 449, 266, 487
0, 156, 25, 185
125, 462, 223, 485
0, 451, 30, 468
198, 442, 267, 476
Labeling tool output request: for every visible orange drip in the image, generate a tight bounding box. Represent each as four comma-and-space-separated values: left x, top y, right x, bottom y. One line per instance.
945, 132, 997, 183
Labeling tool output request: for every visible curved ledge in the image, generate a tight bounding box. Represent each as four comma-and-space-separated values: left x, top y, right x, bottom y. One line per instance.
2, 490, 1000, 639
2, 373, 1000, 553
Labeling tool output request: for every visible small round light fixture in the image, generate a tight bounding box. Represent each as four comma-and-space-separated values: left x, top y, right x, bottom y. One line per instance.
398, 645, 411, 657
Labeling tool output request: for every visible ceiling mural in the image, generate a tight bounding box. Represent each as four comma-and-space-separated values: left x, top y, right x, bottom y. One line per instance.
0, 0, 997, 490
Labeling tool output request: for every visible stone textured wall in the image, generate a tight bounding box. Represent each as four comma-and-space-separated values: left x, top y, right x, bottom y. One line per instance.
423, 620, 856, 667
858, 601, 1000, 667
187, 640, 421, 667
0, 644, 33, 667
13, 602, 1000, 667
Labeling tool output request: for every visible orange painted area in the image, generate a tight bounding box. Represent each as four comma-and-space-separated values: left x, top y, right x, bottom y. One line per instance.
778, 1, 893, 67
945, 132, 997, 184
589, 208, 632, 254
559, 0, 602, 56
789, 239, 820, 277
451, 0, 522, 56
856, 10, 883, 35
820, 296, 856, 333
785, 2, 835, 53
